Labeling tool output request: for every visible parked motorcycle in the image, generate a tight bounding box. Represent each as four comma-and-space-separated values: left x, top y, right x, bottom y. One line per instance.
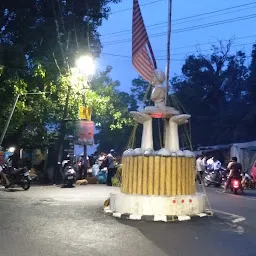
0, 165, 31, 190
63, 166, 76, 187
203, 167, 227, 187
58, 161, 76, 187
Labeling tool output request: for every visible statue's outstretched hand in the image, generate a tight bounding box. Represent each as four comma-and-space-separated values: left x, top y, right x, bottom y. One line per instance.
170, 114, 191, 124
130, 112, 152, 124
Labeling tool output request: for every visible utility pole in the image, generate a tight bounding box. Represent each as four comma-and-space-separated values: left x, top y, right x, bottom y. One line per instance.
164, 0, 173, 146
165, 0, 173, 105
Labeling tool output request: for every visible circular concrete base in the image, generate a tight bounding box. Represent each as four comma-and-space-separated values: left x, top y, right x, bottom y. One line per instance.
109, 192, 207, 217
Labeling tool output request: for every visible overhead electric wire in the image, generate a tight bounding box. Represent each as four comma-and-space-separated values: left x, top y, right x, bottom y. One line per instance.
102, 4, 256, 38
102, 13, 256, 46
3, 40, 255, 69
101, 41, 255, 61
101, 1, 256, 37
101, 52, 185, 61
110, 0, 164, 15
156, 41, 256, 57
155, 34, 256, 52
101, 34, 256, 56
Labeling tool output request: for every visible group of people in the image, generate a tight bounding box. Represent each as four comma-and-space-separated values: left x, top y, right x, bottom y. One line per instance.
98, 149, 117, 186
76, 149, 118, 186
196, 156, 222, 183
196, 155, 243, 192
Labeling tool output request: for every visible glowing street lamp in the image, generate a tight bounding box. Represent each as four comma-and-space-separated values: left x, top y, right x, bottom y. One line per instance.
75, 55, 95, 77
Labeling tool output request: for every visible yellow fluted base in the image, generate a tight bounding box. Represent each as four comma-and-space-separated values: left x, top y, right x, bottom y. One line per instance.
121, 156, 195, 196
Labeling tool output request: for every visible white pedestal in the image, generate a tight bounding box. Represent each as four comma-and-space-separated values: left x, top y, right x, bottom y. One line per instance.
109, 192, 207, 216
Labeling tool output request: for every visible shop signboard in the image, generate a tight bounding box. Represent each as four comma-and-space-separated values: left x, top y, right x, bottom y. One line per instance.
75, 121, 94, 145
79, 106, 91, 121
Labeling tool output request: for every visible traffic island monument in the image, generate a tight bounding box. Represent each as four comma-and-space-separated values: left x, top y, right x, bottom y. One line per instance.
104, 70, 209, 222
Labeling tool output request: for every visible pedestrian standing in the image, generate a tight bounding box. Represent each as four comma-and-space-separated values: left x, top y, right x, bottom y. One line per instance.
196, 155, 203, 184
78, 153, 90, 179
212, 157, 222, 171
201, 156, 207, 172
106, 149, 116, 186
207, 157, 214, 171
212, 157, 222, 182
98, 152, 107, 169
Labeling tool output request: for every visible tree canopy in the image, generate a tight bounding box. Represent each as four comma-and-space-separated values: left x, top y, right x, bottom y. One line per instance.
0, 0, 133, 151
129, 41, 256, 149
170, 41, 256, 148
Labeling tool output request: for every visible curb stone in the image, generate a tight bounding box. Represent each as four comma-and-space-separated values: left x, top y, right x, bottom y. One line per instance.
104, 207, 213, 222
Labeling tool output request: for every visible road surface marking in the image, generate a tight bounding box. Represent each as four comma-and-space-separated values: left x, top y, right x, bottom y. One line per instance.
225, 224, 245, 234
235, 226, 244, 234
215, 190, 256, 201
232, 217, 246, 223
213, 209, 246, 234
213, 209, 246, 222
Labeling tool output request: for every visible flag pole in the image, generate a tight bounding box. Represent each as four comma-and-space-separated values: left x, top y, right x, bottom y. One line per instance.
165, 0, 173, 106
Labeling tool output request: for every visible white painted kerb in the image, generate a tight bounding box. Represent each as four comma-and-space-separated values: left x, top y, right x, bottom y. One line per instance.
110, 192, 206, 216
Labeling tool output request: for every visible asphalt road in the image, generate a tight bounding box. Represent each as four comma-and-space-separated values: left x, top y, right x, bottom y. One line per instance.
0, 184, 256, 256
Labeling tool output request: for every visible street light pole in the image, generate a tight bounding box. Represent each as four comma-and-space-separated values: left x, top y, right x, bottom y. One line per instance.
0, 94, 20, 147
56, 84, 72, 183
75, 55, 95, 179
57, 84, 71, 164
0, 92, 47, 147
83, 19, 90, 176
82, 85, 88, 178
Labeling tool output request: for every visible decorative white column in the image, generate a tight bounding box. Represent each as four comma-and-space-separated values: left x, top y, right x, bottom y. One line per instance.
130, 112, 153, 151
169, 119, 179, 152
164, 120, 170, 150
141, 118, 153, 150
166, 114, 191, 152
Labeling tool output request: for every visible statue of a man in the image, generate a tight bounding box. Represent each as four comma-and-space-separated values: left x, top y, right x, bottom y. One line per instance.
150, 69, 166, 108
